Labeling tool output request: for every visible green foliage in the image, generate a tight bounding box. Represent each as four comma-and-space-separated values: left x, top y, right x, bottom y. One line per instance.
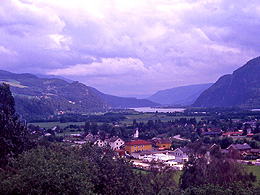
136, 162, 177, 195
0, 143, 142, 195
0, 145, 94, 194
220, 137, 234, 149
0, 83, 15, 116
163, 183, 260, 195
80, 144, 140, 194
180, 155, 257, 190
0, 83, 36, 167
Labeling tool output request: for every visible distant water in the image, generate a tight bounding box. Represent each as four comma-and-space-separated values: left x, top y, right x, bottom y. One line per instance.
251, 109, 260, 111
131, 107, 185, 113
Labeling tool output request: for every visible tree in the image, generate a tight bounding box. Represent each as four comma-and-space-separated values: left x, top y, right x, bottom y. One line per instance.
90, 121, 98, 135
180, 155, 256, 190
84, 121, 90, 133
0, 143, 142, 194
147, 120, 154, 130
133, 119, 137, 128
0, 83, 15, 116
0, 144, 94, 194
220, 137, 233, 149
138, 161, 177, 195
0, 83, 36, 167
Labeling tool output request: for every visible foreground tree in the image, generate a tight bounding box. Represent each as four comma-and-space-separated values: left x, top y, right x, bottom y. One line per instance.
180, 154, 256, 190
0, 144, 94, 194
137, 161, 177, 195
0, 83, 36, 167
80, 144, 141, 194
0, 143, 143, 194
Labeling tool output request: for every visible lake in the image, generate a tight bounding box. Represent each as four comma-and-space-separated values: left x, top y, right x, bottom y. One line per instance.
131, 107, 185, 113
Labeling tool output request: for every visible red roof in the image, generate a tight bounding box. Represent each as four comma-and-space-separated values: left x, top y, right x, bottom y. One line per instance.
222, 132, 243, 136
125, 140, 152, 146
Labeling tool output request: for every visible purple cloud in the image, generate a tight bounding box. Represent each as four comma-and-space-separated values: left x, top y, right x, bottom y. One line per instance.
0, 0, 260, 96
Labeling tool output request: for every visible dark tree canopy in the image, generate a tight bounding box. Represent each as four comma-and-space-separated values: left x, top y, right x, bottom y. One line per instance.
0, 143, 142, 195
0, 83, 15, 116
0, 83, 36, 167
180, 155, 256, 190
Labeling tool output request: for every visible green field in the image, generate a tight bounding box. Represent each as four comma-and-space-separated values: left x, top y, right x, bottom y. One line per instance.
174, 170, 182, 185
29, 113, 205, 129
133, 168, 182, 185
1, 80, 27, 88
162, 166, 260, 186
247, 165, 260, 182
121, 113, 204, 125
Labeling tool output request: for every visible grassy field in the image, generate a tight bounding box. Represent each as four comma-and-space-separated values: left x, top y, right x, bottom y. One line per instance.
1, 80, 27, 88
121, 113, 204, 125
133, 168, 182, 185
247, 165, 260, 182
29, 113, 205, 129
174, 170, 182, 185
133, 165, 259, 187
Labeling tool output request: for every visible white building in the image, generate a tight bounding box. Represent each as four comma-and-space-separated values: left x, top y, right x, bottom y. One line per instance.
105, 136, 125, 150
171, 148, 189, 163
94, 139, 106, 147
133, 128, 139, 138
142, 153, 175, 163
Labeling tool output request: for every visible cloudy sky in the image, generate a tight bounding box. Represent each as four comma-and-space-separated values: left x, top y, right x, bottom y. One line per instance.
1, 0, 260, 97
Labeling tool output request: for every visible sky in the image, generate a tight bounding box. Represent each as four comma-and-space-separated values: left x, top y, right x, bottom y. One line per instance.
1, 0, 260, 97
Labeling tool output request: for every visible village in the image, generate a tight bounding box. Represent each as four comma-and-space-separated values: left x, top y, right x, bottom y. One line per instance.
46, 122, 260, 171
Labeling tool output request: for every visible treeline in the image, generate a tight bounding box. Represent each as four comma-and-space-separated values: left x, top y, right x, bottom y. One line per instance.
60, 113, 126, 123
185, 107, 260, 120
28, 112, 126, 123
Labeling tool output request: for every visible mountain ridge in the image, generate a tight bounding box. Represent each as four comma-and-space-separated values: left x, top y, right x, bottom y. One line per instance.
0, 70, 159, 117
148, 83, 213, 106
193, 56, 260, 107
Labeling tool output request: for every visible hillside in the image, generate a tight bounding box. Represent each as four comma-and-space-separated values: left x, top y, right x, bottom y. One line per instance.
0, 71, 108, 117
89, 87, 160, 108
148, 83, 213, 106
0, 70, 159, 117
193, 56, 260, 107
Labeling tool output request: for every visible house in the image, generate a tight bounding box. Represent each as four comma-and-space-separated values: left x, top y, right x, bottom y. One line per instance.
125, 140, 152, 154
170, 147, 189, 163
94, 138, 106, 147
204, 144, 220, 163
164, 161, 184, 170
247, 133, 254, 137
202, 131, 223, 137
226, 143, 251, 159
115, 149, 126, 157
251, 149, 260, 156
142, 153, 175, 163
70, 133, 82, 138
84, 137, 106, 147
227, 143, 251, 154
74, 141, 87, 145
222, 131, 243, 137
105, 136, 125, 150
155, 138, 172, 149
84, 133, 94, 141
